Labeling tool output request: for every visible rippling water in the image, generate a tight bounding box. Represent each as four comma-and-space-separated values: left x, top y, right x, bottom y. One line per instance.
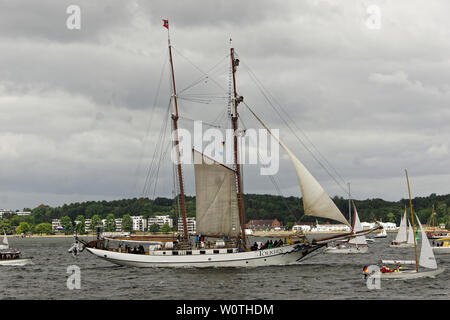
1, 234, 449, 300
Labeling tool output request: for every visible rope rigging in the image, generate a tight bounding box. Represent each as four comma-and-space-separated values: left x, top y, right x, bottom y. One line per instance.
241, 61, 352, 198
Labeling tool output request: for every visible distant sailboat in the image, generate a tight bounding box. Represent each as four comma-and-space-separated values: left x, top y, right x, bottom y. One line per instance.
0, 232, 8, 250
374, 228, 387, 238
389, 209, 413, 248
323, 201, 368, 254
0, 231, 33, 266
365, 170, 445, 280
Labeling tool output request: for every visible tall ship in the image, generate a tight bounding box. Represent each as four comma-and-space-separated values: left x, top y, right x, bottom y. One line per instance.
72, 21, 380, 267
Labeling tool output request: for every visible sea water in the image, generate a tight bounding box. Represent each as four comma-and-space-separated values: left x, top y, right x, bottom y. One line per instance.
0, 235, 449, 299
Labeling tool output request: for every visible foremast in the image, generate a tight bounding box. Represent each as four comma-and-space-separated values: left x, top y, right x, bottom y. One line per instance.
230, 42, 246, 248
166, 21, 189, 241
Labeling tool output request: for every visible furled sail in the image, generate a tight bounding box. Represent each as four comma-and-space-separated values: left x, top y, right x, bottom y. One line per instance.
416, 214, 437, 269
193, 150, 240, 237
0, 232, 9, 250
246, 106, 350, 226
407, 221, 414, 245
395, 211, 407, 243
348, 203, 367, 245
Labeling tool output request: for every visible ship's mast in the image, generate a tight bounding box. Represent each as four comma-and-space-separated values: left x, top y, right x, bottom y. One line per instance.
405, 169, 418, 271
348, 182, 351, 227
230, 43, 246, 248
166, 24, 189, 241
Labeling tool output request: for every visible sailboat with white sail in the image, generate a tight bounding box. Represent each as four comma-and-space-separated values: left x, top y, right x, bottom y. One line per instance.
323, 201, 368, 254
0, 232, 33, 266
364, 170, 445, 279
374, 228, 387, 238
72, 21, 381, 268
389, 209, 414, 248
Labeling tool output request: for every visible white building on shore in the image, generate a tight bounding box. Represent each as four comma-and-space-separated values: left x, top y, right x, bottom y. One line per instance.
85, 219, 91, 232
148, 215, 173, 229
178, 217, 196, 234
310, 224, 351, 232
131, 216, 148, 232
292, 225, 311, 232
361, 221, 397, 230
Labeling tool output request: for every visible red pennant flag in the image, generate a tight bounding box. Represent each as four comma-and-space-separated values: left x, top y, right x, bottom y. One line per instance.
162, 19, 169, 29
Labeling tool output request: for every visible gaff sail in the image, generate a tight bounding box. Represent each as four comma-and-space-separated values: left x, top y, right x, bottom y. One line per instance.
245, 105, 350, 227
193, 150, 240, 237
348, 203, 367, 245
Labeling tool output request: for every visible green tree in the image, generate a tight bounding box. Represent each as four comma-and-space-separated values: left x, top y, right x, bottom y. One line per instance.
0, 219, 13, 234
85, 203, 104, 218
34, 223, 53, 235
74, 215, 86, 234
122, 214, 132, 232
90, 214, 102, 231
105, 213, 116, 232
285, 222, 294, 231
31, 205, 50, 224
161, 223, 171, 233
15, 222, 31, 235
386, 212, 395, 223
149, 223, 160, 233
60, 216, 72, 234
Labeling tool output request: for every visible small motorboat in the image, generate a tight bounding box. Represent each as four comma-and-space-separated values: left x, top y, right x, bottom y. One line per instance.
431, 237, 450, 255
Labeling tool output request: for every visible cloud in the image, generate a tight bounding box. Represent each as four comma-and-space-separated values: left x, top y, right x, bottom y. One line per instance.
1, 0, 450, 210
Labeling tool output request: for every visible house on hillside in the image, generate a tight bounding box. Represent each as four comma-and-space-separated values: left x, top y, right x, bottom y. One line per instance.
246, 218, 283, 231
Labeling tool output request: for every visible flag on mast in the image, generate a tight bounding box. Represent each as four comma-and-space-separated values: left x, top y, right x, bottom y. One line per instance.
163, 19, 169, 29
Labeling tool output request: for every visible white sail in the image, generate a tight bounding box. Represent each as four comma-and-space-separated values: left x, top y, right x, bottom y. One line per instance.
395, 211, 407, 243
407, 221, 414, 245
348, 203, 367, 245
193, 150, 240, 237
415, 214, 437, 269
247, 108, 350, 226
0, 232, 8, 250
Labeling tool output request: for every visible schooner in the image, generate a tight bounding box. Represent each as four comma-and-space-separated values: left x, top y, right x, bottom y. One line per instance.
72, 20, 381, 267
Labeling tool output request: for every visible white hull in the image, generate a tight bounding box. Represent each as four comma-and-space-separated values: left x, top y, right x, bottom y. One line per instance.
433, 247, 450, 255
374, 235, 387, 239
0, 258, 33, 266
323, 245, 368, 254
389, 242, 414, 248
86, 244, 318, 267
379, 267, 445, 280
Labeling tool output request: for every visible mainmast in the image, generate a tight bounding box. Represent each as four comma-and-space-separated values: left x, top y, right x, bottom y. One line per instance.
230, 42, 246, 248
405, 169, 419, 271
165, 20, 189, 241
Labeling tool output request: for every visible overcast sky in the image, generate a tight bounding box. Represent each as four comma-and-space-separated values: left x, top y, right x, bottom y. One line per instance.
1, 0, 449, 210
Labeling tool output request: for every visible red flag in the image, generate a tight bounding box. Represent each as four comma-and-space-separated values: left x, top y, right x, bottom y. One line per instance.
162, 19, 169, 29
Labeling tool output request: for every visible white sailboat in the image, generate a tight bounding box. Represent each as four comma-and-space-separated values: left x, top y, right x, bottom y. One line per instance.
374, 228, 387, 238
364, 170, 445, 279
324, 202, 368, 254
0, 232, 33, 266
73, 22, 381, 268
389, 209, 413, 248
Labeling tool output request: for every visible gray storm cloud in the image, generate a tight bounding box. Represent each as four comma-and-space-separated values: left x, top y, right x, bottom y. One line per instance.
0, 0, 449, 210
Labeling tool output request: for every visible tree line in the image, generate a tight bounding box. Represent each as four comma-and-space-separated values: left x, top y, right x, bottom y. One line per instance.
0, 193, 449, 234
